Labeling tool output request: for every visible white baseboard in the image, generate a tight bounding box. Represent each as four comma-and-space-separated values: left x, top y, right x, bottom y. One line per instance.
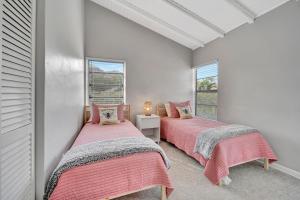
271, 162, 300, 180
257, 160, 300, 180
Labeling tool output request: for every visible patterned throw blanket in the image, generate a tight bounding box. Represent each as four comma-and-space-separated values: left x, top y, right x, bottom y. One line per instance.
194, 124, 258, 159
44, 137, 171, 200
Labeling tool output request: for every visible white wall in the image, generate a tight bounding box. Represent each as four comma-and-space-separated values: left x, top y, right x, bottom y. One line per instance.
193, 1, 300, 172
84, 0, 193, 120
35, 0, 85, 199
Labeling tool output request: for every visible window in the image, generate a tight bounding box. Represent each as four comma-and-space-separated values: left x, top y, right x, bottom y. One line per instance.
195, 62, 218, 120
86, 59, 125, 105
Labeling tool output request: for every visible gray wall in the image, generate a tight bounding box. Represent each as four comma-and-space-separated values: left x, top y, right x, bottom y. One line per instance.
85, 0, 193, 120
193, 1, 300, 172
35, 0, 85, 198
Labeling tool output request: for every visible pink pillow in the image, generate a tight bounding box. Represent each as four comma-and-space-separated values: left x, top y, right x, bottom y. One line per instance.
91, 103, 125, 124
169, 101, 191, 118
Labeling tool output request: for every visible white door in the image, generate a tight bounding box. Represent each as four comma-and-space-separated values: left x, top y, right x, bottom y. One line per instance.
0, 0, 35, 199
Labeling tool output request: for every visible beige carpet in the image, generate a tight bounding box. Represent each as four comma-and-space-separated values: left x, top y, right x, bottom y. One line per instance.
116, 141, 300, 200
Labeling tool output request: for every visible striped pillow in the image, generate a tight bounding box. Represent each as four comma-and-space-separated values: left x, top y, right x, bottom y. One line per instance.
165, 103, 171, 117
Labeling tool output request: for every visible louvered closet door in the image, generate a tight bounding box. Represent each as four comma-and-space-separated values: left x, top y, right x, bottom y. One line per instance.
0, 0, 35, 199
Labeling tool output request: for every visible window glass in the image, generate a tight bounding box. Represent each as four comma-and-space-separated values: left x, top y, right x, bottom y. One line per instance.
195, 62, 218, 119
87, 59, 125, 105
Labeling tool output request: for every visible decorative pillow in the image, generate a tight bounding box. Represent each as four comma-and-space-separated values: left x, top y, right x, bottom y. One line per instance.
176, 106, 193, 119
91, 103, 99, 123
91, 103, 125, 124
99, 107, 120, 125
169, 101, 191, 118
165, 103, 171, 117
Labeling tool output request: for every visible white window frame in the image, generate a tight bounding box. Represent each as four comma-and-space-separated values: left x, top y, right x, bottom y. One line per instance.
85, 57, 126, 105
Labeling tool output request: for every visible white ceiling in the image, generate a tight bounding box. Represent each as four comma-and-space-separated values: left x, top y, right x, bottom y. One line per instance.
91, 0, 290, 50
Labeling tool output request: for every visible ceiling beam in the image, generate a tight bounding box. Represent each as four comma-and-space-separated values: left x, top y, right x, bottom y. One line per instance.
225, 0, 256, 23
115, 0, 205, 47
162, 0, 225, 38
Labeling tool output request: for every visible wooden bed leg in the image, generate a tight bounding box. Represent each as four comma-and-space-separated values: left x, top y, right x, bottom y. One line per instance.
161, 185, 167, 200
264, 158, 269, 170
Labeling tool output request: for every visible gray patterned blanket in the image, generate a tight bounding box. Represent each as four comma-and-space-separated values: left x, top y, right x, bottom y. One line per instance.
194, 124, 258, 159
44, 137, 170, 200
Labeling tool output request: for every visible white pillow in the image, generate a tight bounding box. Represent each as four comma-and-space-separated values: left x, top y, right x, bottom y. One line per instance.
176, 106, 193, 119
165, 103, 171, 117
99, 107, 120, 125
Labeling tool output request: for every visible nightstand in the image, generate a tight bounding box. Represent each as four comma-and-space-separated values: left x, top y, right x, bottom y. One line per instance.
136, 114, 160, 143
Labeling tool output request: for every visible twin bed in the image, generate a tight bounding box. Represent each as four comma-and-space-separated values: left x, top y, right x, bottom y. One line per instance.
46, 105, 173, 200
45, 103, 277, 200
157, 103, 277, 185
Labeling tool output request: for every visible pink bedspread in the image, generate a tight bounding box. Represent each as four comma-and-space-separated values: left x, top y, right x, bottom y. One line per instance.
161, 117, 277, 184
49, 120, 173, 200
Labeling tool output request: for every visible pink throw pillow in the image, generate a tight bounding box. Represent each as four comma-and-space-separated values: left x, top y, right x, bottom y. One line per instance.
168, 101, 191, 118
91, 103, 125, 124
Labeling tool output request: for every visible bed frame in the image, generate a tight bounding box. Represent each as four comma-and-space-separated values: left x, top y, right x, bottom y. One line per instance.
156, 103, 168, 117
156, 103, 269, 186
83, 104, 168, 200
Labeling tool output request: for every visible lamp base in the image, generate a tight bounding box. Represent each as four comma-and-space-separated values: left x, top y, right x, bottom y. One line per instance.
144, 113, 152, 116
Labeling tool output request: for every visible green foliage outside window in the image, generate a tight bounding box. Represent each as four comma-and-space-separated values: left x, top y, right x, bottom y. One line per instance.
196, 63, 218, 120
88, 60, 124, 105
